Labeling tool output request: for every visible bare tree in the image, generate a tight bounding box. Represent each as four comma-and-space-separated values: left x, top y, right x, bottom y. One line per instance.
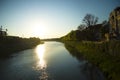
102, 20, 108, 26
77, 24, 86, 31
83, 14, 98, 27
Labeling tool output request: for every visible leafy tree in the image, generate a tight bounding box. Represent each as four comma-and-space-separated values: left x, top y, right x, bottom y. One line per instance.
83, 14, 98, 27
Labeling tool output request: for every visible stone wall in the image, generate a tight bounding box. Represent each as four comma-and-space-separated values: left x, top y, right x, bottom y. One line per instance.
109, 7, 120, 39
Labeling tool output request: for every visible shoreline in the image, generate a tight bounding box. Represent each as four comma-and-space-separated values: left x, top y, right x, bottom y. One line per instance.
0, 36, 43, 58
63, 41, 120, 80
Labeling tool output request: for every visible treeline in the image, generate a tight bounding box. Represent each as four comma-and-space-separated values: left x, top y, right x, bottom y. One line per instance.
61, 24, 104, 41
0, 36, 42, 58
61, 12, 120, 80
61, 13, 109, 41
41, 38, 60, 41
61, 12, 120, 57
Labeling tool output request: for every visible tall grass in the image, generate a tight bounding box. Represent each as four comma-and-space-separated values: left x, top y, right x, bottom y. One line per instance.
64, 40, 120, 80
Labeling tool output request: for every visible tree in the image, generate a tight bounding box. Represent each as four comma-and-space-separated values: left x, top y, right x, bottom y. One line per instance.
83, 14, 98, 27
0, 26, 2, 31
102, 20, 108, 26
77, 24, 86, 31
101, 20, 109, 39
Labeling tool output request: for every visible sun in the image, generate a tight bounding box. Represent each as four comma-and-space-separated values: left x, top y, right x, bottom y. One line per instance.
33, 26, 45, 37
31, 22, 46, 38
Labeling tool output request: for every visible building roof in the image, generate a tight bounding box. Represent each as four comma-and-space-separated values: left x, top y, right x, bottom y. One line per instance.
114, 7, 120, 11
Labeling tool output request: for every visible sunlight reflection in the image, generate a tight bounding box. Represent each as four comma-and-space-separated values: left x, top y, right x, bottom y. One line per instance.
36, 44, 46, 69
35, 44, 49, 80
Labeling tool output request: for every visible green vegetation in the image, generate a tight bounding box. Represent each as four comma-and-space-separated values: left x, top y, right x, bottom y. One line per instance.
63, 41, 120, 80
0, 36, 43, 58
61, 24, 120, 80
61, 11, 120, 80
61, 24, 103, 41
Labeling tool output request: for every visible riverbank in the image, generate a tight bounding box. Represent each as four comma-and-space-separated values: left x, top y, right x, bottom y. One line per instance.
63, 40, 120, 80
0, 36, 43, 58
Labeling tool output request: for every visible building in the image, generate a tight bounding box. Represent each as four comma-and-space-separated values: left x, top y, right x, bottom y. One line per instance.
109, 7, 120, 39
0, 26, 7, 36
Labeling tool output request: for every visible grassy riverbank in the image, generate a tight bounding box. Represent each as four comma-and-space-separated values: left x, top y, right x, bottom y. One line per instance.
0, 36, 43, 58
63, 40, 120, 80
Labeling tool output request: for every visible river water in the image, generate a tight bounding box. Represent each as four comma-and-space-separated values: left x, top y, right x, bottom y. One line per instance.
0, 42, 104, 80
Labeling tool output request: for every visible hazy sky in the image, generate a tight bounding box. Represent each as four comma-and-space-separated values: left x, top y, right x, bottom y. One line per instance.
0, 0, 120, 38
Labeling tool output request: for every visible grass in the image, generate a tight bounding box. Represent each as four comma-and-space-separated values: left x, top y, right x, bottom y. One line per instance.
63, 40, 120, 80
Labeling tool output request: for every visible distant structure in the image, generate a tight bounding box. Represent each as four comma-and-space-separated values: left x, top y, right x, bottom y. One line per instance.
0, 26, 7, 36
109, 7, 120, 39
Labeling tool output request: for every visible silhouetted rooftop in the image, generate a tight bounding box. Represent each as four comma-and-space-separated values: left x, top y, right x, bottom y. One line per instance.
114, 7, 120, 11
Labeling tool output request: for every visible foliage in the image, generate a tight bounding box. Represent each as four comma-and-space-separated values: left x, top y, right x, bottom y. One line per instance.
61, 24, 103, 41
63, 41, 120, 80
0, 36, 42, 58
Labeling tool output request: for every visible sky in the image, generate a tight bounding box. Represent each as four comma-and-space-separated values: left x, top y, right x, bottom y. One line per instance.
0, 0, 120, 39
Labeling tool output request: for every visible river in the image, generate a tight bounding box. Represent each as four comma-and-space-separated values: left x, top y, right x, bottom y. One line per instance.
0, 42, 105, 80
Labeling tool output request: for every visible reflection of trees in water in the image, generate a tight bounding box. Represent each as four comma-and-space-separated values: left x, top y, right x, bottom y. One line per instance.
64, 44, 105, 80
64, 44, 84, 61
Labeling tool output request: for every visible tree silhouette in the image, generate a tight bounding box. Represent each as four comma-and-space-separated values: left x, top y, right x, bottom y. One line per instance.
101, 20, 109, 39
83, 14, 98, 27
0, 26, 2, 31
77, 24, 86, 31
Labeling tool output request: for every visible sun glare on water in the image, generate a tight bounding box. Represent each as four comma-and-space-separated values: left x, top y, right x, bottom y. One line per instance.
35, 44, 49, 80
35, 44, 46, 69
